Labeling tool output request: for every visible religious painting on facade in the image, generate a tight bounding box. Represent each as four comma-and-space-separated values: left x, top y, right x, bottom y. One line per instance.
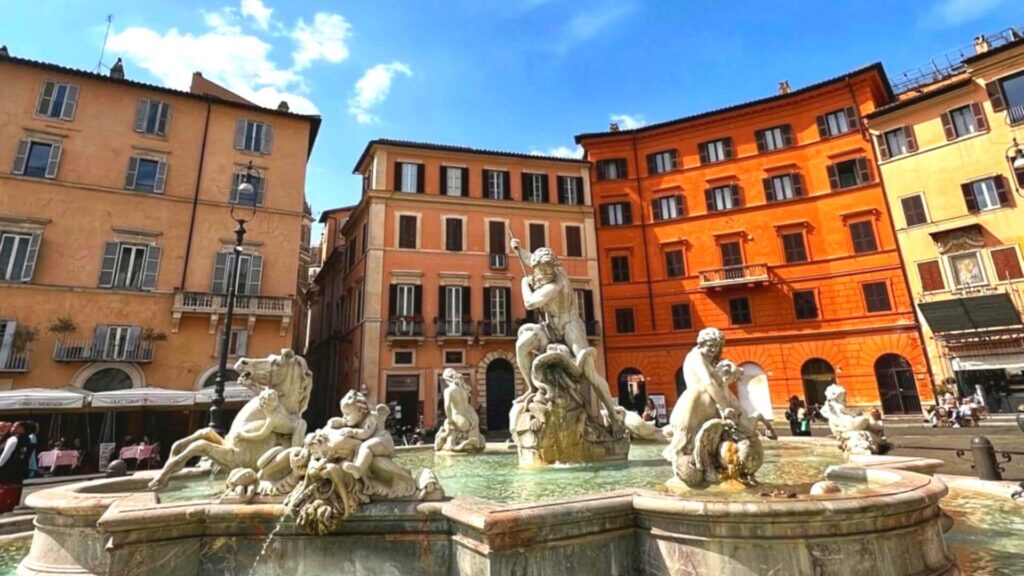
949, 251, 986, 288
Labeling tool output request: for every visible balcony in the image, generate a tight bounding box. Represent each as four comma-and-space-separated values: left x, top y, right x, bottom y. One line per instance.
478, 319, 515, 343
0, 350, 30, 372
489, 253, 507, 271
698, 263, 771, 290
53, 339, 155, 363
386, 316, 424, 343
172, 290, 293, 336
436, 317, 474, 342
1010, 103, 1024, 126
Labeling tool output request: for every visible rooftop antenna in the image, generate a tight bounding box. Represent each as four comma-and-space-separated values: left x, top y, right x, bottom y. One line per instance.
95, 14, 113, 73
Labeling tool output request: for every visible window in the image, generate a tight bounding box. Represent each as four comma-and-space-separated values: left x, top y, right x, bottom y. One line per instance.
729, 297, 752, 325
665, 250, 685, 278
611, 255, 630, 283
211, 251, 262, 295
528, 223, 547, 252
705, 185, 741, 212
488, 220, 506, 256
763, 173, 803, 202
900, 194, 929, 227
646, 150, 678, 174
444, 350, 464, 365
134, 99, 170, 136
397, 162, 422, 193
565, 225, 583, 258
948, 251, 987, 288
484, 169, 509, 200
444, 218, 463, 252
990, 246, 1024, 282
235, 119, 273, 153
817, 107, 858, 138
394, 350, 415, 365
597, 159, 627, 181
483, 286, 512, 336
793, 291, 819, 320
103, 326, 138, 361
942, 104, 987, 140
0, 232, 40, 282
961, 177, 1010, 212
231, 171, 266, 206
997, 72, 1024, 125
862, 282, 892, 312
12, 140, 61, 179
99, 242, 161, 291
125, 157, 167, 193
755, 125, 792, 152
398, 215, 417, 249
225, 328, 248, 357
917, 260, 945, 292
36, 80, 79, 120
699, 138, 733, 164
653, 195, 684, 221
558, 176, 584, 205
671, 303, 692, 330
720, 241, 743, 268
441, 286, 467, 335
614, 308, 636, 333
442, 166, 467, 196
394, 284, 418, 317
877, 126, 917, 160
849, 221, 878, 254
782, 232, 808, 263
575, 289, 596, 333
523, 173, 548, 203
827, 158, 871, 190
600, 202, 632, 226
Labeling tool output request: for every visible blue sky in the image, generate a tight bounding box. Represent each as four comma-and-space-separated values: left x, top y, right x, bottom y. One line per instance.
1, 0, 1020, 221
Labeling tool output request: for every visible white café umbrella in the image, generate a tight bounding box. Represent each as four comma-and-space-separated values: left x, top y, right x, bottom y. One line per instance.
0, 387, 89, 410
89, 386, 196, 408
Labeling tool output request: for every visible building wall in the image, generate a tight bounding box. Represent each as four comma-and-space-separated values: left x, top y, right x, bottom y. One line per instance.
579, 66, 934, 413
0, 58, 315, 400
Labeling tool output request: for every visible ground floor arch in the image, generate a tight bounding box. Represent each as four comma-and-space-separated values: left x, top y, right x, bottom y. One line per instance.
801, 358, 835, 407
875, 353, 921, 414
484, 358, 516, 431
617, 367, 646, 412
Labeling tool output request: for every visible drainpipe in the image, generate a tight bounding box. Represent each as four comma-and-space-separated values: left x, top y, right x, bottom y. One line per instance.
629, 132, 657, 331
180, 99, 213, 289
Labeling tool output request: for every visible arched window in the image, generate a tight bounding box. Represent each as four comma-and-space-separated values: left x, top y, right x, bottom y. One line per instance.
202, 369, 240, 388
800, 358, 835, 407
83, 368, 134, 393
617, 367, 645, 412
874, 354, 920, 414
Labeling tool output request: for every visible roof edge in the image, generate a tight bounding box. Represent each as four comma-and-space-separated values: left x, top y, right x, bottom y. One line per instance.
352, 138, 590, 174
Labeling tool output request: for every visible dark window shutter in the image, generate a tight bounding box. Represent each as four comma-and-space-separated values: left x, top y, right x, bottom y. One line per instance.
994, 176, 1011, 206
782, 124, 794, 147
723, 138, 734, 159
992, 247, 1024, 281
791, 172, 804, 197
599, 205, 610, 226
388, 285, 398, 316
45, 144, 62, 179
673, 195, 684, 215
961, 183, 979, 212
98, 242, 119, 287
755, 130, 766, 153
573, 177, 584, 204
12, 139, 30, 174
698, 143, 709, 164
730, 185, 741, 207
483, 287, 491, 321
705, 189, 715, 211
816, 114, 828, 138
856, 157, 871, 184
541, 173, 550, 203
566, 226, 582, 257
394, 162, 402, 192
156, 102, 170, 136
438, 286, 447, 322
763, 177, 775, 202
986, 81, 1006, 112
413, 285, 423, 316
416, 163, 425, 193
154, 160, 167, 194
92, 325, 109, 358
617, 159, 627, 179
140, 245, 161, 291
489, 220, 505, 254
646, 153, 657, 175
917, 261, 945, 292
60, 85, 79, 121
875, 134, 890, 161
903, 126, 918, 153
971, 103, 989, 132
462, 286, 471, 320
621, 202, 632, 224
439, 166, 447, 195
502, 171, 511, 199
520, 172, 530, 201
651, 198, 662, 220
36, 81, 55, 116
826, 164, 840, 191
461, 167, 469, 196
845, 106, 859, 129
503, 288, 513, 325
557, 176, 566, 204
940, 113, 956, 141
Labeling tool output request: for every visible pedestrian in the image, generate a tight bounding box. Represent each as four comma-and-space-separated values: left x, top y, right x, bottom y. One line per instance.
642, 398, 658, 423
0, 421, 34, 514
797, 408, 812, 436
785, 396, 802, 436
26, 423, 40, 479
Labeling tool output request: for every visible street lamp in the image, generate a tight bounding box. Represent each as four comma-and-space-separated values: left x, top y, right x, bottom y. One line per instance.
1008, 138, 1024, 195
208, 161, 260, 432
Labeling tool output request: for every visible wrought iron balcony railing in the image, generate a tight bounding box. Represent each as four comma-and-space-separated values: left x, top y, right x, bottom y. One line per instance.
0, 350, 30, 372
489, 253, 507, 271
478, 319, 514, 338
53, 339, 155, 363
1009, 103, 1024, 126
386, 316, 424, 338
435, 317, 474, 338
698, 263, 770, 289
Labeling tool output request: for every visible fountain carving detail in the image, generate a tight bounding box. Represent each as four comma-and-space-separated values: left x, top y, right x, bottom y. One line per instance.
434, 369, 485, 453
821, 383, 890, 456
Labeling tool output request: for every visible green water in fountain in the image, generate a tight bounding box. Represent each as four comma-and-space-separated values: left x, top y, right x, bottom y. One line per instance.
0, 539, 29, 576
941, 489, 1024, 575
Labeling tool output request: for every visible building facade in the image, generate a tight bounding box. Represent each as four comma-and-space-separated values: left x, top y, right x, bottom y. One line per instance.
866, 37, 1024, 411
0, 53, 319, 451
307, 139, 601, 432
576, 64, 934, 416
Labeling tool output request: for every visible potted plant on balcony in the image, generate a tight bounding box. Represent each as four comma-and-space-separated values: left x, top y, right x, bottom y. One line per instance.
48, 316, 80, 360
8, 325, 37, 370
140, 328, 168, 361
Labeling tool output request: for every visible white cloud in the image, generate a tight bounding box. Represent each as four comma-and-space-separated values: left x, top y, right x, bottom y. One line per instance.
530, 145, 584, 159
240, 0, 273, 30
560, 2, 635, 50
924, 0, 1008, 27
347, 62, 412, 124
610, 113, 646, 130
291, 12, 351, 70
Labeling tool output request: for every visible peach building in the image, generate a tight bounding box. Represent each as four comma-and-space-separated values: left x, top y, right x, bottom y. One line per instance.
0, 52, 318, 453
865, 35, 1024, 411
306, 140, 601, 432
576, 64, 934, 416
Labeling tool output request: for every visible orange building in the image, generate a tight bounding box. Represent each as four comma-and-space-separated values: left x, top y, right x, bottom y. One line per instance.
0, 52, 318, 452
576, 64, 934, 416
306, 140, 601, 431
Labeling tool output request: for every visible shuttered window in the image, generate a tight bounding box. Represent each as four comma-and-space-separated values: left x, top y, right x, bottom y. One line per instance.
528, 223, 547, 252
231, 172, 266, 206
849, 221, 878, 254
12, 139, 62, 179
991, 247, 1024, 282
862, 282, 892, 313
611, 255, 630, 283
705, 185, 741, 212
729, 297, 752, 325
653, 195, 684, 221
565, 225, 583, 258
793, 291, 819, 320
941, 104, 987, 140
900, 194, 928, 227
125, 157, 168, 193
917, 261, 945, 292
646, 150, 678, 174
396, 162, 423, 193
699, 138, 733, 164
398, 215, 417, 249
441, 166, 468, 196
488, 221, 506, 255
763, 173, 803, 202
98, 242, 162, 291
36, 80, 79, 121
816, 107, 859, 138
0, 231, 42, 282
960, 177, 1010, 212
597, 159, 627, 180
557, 176, 584, 205
600, 202, 632, 226
484, 169, 510, 200
210, 251, 262, 295
234, 119, 273, 153
671, 303, 692, 330
827, 157, 872, 190
720, 241, 743, 267
782, 232, 808, 263
523, 172, 549, 203
614, 308, 636, 334
133, 99, 171, 136
755, 125, 792, 152
877, 126, 918, 159
665, 250, 685, 278
1001, 72, 1024, 125
444, 218, 463, 252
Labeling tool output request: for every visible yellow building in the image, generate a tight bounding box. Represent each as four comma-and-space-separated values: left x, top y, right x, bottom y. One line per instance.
866, 35, 1024, 411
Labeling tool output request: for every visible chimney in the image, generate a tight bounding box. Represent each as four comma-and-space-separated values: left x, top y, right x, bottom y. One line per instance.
609, 122, 620, 132
778, 80, 791, 94
974, 35, 990, 55
277, 100, 290, 112
109, 57, 125, 79
0, 46, 9, 58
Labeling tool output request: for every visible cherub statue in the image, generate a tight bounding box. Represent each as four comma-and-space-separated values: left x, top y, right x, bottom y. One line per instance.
820, 383, 888, 455
323, 390, 395, 479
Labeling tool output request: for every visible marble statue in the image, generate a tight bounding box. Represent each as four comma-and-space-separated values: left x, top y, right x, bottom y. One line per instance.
434, 369, 485, 453
149, 349, 312, 490
226, 390, 443, 535
508, 240, 629, 465
820, 383, 890, 456
663, 329, 775, 489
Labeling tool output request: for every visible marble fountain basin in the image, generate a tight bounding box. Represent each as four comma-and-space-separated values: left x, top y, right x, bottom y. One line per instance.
18, 441, 958, 576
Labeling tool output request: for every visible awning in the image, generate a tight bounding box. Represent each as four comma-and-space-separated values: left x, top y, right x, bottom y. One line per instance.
951, 354, 1024, 371
90, 386, 195, 408
195, 385, 255, 403
918, 294, 1022, 333
0, 388, 89, 410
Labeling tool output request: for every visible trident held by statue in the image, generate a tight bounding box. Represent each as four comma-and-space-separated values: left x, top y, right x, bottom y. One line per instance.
508, 227, 529, 276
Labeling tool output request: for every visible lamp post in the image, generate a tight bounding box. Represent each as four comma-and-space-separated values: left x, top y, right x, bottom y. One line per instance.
209, 161, 260, 432
1007, 138, 1024, 196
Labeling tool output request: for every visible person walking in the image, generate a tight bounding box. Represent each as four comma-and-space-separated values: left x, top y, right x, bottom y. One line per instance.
0, 421, 33, 514
797, 408, 812, 437
784, 396, 803, 436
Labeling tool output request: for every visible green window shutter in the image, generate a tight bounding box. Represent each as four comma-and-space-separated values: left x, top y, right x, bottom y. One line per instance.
20, 232, 42, 282
156, 102, 170, 136
141, 245, 162, 291
125, 157, 140, 189
153, 160, 168, 193
12, 139, 30, 174
212, 252, 229, 293
133, 99, 149, 132
36, 81, 55, 116
44, 143, 62, 178
60, 85, 79, 121
98, 242, 119, 287
247, 254, 263, 295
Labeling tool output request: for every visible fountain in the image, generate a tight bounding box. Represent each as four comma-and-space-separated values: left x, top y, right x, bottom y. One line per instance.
820, 383, 891, 456
433, 369, 485, 454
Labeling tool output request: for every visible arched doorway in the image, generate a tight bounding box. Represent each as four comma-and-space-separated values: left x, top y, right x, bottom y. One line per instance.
83, 368, 134, 392
674, 367, 687, 399
485, 359, 515, 431
738, 362, 774, 419
801, 359, 835, 407
875, 354, 921, 414
617, 367, 645, 412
